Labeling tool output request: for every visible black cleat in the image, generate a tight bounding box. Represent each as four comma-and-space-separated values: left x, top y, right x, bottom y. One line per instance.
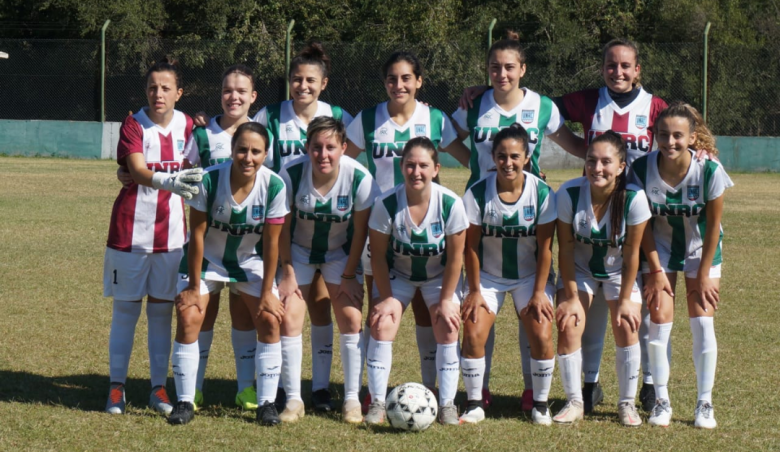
311, 389, 333, 412
257, 401, 281, 426
274, 387, 286, 413
639, 383, 656, 412
582, 381, 604, 414
168, 401, 195, 425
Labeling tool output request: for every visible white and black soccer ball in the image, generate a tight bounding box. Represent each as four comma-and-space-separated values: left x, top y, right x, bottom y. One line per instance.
385, 383, 438, 431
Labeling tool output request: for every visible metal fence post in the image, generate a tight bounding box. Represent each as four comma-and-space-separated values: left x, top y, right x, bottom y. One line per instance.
100, 20, 110, 123
702, 22, 711, 123
285, 20, 295, 101
486, 19, 496, 86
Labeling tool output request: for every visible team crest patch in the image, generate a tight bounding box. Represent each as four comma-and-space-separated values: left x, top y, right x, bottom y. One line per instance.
521, 110, 535, 124
252, 205, 265, 220
177, 140, 185, 152
431, 221, 443, 238
635, 115, 648, 129
523, 205, 535, 221
687, 185, 700, 201
415, 124, 427, 136
337, 195, 349, 211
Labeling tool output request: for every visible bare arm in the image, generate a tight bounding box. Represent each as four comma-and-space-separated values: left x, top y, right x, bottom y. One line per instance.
547, 125, 587, 160
346, 140, 363, 160
615, 221, 647, 331
369, 229, 393, 302
441, 139, 471, 168
696, 194, 725, 311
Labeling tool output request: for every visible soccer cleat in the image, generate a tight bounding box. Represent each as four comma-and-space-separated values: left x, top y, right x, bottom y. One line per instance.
342, 399, 363, 424
439, 401, 459, 425
105, 383, 126, 415
459, 400, 485, 424
193, 388, 203, 411
582, 381, 604, 414
482, 389, 494, 410
521, 389, 534, 411
531, 402, 552, 426
553, 400, 584, 424
273, 387, 286, 413
311, 388, 334, 412
694, 401, 717, 429
617, 402, 643, 427
168, 401, 195, 425
363, 400, 386, 425
361, 392, 372, 415
235, 386, 259, 411
257, 401, 281, 426
639, 383, 656, 412
149, 386, 173, 416
279, 399, 305, 423
648, 399, 673, 427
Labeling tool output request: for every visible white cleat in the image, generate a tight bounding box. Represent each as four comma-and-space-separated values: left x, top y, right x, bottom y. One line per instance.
648, 399, 673, 427
459, 402, 485, 424
553, 400, 584, 424
531, 404, 552, 426
694, 401, 717, 429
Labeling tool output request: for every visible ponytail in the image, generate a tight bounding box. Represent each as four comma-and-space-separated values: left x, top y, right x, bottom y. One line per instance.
589, 130, 628, 246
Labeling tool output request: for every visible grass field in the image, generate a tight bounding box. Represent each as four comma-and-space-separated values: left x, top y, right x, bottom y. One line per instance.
1, 157, 779, 451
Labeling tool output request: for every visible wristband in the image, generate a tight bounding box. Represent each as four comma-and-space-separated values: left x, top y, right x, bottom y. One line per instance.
649, 269, 664, 274
341, 274, 356, 280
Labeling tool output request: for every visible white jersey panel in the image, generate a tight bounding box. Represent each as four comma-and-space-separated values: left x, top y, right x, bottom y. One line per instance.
185, 115, 238, 167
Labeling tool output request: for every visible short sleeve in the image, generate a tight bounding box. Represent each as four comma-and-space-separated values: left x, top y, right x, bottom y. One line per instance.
252, 107, 268, 126
556, 187, 573, 224
185, 172, 211, 213
278, 167, 294, 206
544, 101, 564, 135
444, 197, 469, 235
116, 115, 143, 165
184, 133, 200, 166
341, 110, 355, 128
706, 162, 732, 202
368, 195, 393, 234
354, 172, 380, 212
461, 188, 482, 226
627, 189, 652, 226
451, 108, 468, 131
266, 173, 290, 220
561, 90, 598, 125
538, 185, 557, 225
439, 114, 458, 148
346, 112, 366, 150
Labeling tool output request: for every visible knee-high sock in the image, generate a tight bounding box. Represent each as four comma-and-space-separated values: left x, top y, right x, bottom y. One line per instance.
108, 300, 142, 384
558, 349, 583, 403
518, 324, 532, 390
231, 328, 257, 392
437, 342, 460, 406
483, 325, 495, 389
582, 295, 608, 383
416, 326, 437, 388
531, 358, 555, 402
340, 333, 362, 401
690, 317, 717, 403
281, 335, 303, 402
648, 321, 673, 401
146, 302, 173, 388
172, 341, 199, 403
461, 357, 485, 401
615, 343, 641, 404
196, 330, 214, 391
310, 324, 333, 392
367, 338, 392, 403
359, 323, 370, 390
256, 341, 282, 404
640, 301, 652, 384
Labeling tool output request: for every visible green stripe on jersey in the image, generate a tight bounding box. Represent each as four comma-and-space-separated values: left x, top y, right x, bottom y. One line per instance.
439, 192, 457, 268
410, 229, 429, 282
566, 186, 581, 234
393, 128, 411, 186
223, 207, 249, 282
192, 127, 211, 167
535, 182, 550, 226
309, 199, 333, 264
703, 159, 717, 202
501, 211, 520, 279
266, 103, 283, 172
362, 106, 378, 177
286, 162, 304, 241
429, 108, 443, 147
699, 161, 723, 266
588, 226, 609, 279
254, 174, 285, 257
665, 189, 686, 271
470, 179, 488, 269
341, 168, 367, 254
466, 94, 484, 188
532, 97, 553, 176
382, 194, 399, 271
632, 155, 649, 188
200, 170, 220, 275
331, 105, 343, 122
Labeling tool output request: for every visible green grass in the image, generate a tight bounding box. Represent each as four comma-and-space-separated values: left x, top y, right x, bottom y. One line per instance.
1, 157, 779, 450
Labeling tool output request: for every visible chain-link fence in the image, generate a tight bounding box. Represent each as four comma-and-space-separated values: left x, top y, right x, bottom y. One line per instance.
1, 38, 778, 136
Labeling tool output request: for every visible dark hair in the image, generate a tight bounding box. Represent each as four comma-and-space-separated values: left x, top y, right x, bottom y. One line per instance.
290, 41, 330, 79
145, 57, 182, 88
401, 136, 439, 166
487, 30, 526, 67
382, 51, 423, 80
231, 122, 270, 153
306, 116, 346, 146
491, 123, 530, 156
602, 39, 641, 86
222, 64, 255, 89
588, 130, 627, 246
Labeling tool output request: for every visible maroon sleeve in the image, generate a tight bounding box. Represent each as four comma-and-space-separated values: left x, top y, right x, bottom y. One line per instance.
562, 89, 600, 133
116, 115, 143, 166
648, 96, 668, 129
183, 113, 194, 141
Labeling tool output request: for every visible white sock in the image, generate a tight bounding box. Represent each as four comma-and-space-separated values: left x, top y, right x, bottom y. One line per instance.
518, 325, 532, 390
172, 341, 199, 403
615, 343, 641, 404
531, 358, 555, 402
256, 341, 282, 404
416, 326, 437, 388
639, 302, 653, 384
648, 321, 673, 401
281, 335, 303, 402
581, 296, 608, 384
690, 317, 717, 403
436, 342, 460, 406
558, 349, 583, 402
359, 324, 370, 389
196, 330, 214, 391
483, 325, 495, 390
108, 300, 142, 384
340, 333, 362, 401
146, 302, 173, 388
231, 328, 256, 392
461, 357, 485, 401
367, 338, 392, 403
310, 324, 333, 392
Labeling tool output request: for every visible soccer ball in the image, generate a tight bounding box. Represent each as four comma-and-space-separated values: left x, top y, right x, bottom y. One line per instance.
385, 383, 438, 431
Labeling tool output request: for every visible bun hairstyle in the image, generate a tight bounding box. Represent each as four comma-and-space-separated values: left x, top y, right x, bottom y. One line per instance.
231, 122, 271, 153
222, 64, 255, 89
487, 30, 526, 66
382, 51, 423, 80
145, 57, 182, 88
401, 136, 439, 166
602, 38, 641, 86
588, 130, 628, 246
306, 116, 347, 146
491, 123, 530, 156
290, 41, 330, 79
656, 101, 719, 157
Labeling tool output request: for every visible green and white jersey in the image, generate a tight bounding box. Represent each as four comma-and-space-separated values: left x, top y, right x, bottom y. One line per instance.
630, 150, 732, 271
369, 183, 469, 282
346, 100, 458, 192
185, 115, 247, 168
280, 155, 379, 264
253, 100, 354, 173
463, 172, 556, 281
181, 161, 289, 282
452, 88, 563, 187
557, 177, 651, 279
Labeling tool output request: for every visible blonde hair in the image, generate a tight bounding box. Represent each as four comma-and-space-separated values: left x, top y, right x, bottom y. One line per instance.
656, 101, 718, 157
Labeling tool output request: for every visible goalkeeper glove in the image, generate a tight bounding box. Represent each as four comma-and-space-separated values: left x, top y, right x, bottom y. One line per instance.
151, 168, 203, 200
